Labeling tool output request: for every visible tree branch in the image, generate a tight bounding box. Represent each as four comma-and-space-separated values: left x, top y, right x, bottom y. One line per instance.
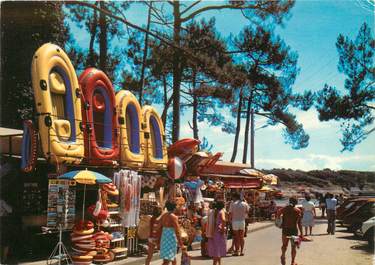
181, 0, 202, 15
181, 3, 265, 22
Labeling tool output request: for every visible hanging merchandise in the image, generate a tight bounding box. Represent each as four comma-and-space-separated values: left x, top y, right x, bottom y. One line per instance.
183, 177, 204, 204
167, 157, 186, 181
113, 169, 142, 227
47, 179, 76, 229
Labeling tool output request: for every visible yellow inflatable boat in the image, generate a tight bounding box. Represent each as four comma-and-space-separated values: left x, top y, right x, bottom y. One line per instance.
31, 43, 84, 164
141, 106, 167, 169
116, 90, 144, 167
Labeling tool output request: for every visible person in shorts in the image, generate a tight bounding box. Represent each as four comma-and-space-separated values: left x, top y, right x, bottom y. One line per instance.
229, 193, 249, 256
277, 197, 303, 265
145, 206, 162, 265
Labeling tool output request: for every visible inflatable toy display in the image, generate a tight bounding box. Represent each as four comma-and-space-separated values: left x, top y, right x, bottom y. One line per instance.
31, 43, 84, 164
115, 90, 144, 167
168, 138, 200, 161
21, 120, 38, 172
141, 106, 167, 169
79, 68, 119, 165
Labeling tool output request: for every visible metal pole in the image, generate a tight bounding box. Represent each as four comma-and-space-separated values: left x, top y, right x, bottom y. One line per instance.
250, 108, 254, 169
82, 184, 86, 221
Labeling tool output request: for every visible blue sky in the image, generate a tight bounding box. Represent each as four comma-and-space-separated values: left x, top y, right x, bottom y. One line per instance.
67, 1, 375, 171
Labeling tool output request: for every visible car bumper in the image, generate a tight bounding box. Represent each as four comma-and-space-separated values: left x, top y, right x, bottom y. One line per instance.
355, 228, 364, 237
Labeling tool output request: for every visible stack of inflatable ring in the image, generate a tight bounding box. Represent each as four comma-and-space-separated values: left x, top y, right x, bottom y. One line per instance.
93, 231, 113, 263
20, 120, 38, 173
71, 221, 95, 265
102, 183, 119, 196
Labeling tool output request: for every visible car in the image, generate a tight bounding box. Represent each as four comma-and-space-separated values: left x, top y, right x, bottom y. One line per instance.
337, 197, 374, 221
355, 216, 375, 248
342, 199, 375, 232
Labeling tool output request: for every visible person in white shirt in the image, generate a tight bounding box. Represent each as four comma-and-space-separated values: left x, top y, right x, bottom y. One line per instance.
229, 193, 249, 256
325, 193, 337, 235
301, 194, 316, 236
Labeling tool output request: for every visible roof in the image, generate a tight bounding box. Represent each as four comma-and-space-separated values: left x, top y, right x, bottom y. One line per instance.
0, 127, 23, 137
200, 161, 263, 176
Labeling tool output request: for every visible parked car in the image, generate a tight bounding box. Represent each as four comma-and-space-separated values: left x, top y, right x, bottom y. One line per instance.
342, 199, 375, 232
337, 197, 374, 221
355, 216, 375, 248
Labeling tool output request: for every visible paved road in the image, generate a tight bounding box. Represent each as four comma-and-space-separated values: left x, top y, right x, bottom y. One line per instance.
151, 219, 373, 265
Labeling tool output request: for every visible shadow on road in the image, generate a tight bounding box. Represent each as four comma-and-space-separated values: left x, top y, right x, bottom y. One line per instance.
350, 243, 374, 254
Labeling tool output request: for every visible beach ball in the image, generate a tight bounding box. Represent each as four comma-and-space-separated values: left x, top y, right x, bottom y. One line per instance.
168, 157, 186, 181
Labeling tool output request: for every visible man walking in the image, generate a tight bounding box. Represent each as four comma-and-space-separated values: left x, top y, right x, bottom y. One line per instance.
277, 197, 303, 265
326, 193, 337, 235
229, 193, 249, 256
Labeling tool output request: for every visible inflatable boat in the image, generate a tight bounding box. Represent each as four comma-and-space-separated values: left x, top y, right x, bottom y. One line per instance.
141, 106, 167, 169
79, 68, 119, 165
31, 43, 84, 164
115, 90, 144, 167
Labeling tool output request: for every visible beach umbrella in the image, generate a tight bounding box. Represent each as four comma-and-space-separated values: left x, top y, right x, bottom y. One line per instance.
263, 174, 279, 185
259, 185, 274, 192
58, 169, 112, 219
239, 168, 264, 177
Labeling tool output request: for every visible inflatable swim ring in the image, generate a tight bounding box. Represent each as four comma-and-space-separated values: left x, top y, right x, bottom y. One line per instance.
21, 120, 38, 172
79, 68, 119, 165
115, 90, 144, 167
141, 106, 167, 169
31, 43, 84, 164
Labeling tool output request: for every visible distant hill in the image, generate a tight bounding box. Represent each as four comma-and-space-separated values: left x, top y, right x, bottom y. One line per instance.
263, 168, 375, 195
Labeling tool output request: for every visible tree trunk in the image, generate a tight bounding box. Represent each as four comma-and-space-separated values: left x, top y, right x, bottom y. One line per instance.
242, 96, 252, 164
99, 1, 107, 72
161, 75, 169, 127
172, 1, 182, 143
139, 2, 152, 106
230, 90, 243, 162
87, 2, 98, 67
192, 72, 199, 140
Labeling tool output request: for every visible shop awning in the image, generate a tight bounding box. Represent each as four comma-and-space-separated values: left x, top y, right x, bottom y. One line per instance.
0, 127, 23, 137
201, 173, 263, 189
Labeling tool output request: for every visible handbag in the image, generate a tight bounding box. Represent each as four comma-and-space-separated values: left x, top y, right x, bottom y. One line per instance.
275, 215, 283, 228
137, 215, 151, 240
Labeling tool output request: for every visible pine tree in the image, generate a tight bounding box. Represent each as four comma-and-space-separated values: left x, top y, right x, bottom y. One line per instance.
316, 22, 374, 151
1, 1, 68, 128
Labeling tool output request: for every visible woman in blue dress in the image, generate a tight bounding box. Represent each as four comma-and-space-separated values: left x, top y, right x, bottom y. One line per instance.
158, 201, 186, 265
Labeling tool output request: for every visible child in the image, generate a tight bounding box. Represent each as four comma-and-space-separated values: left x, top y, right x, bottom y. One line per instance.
181, 249, 191, 265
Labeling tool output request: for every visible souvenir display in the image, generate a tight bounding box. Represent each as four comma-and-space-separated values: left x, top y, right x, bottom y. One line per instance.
141, 106, 168, 169
116, 90, 144, 167
47, 179, 76, 229
31, 43, 84, 164
20, 120, 38, 173
167, 138, 200, 161
22, 182, 43, 215
79, 67, 119, 165
113, 169, 142, 227
168, 156, 186, 181
70, 220, 95, 265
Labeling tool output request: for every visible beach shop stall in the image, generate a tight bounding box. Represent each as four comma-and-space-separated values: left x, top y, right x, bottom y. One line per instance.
0, 42, 172, 264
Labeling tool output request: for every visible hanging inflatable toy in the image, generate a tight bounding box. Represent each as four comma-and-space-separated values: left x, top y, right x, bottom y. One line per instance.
141, 105, 167, 169
20, 120, 38, 172
115, 90, 145, 167
168, 138, 200, 161
168, 156, 186, 181
79, 68, 119, 165
31, 43, 84, 164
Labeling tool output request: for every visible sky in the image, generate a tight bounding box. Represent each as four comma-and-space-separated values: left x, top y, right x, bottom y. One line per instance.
68, 1, 375, 171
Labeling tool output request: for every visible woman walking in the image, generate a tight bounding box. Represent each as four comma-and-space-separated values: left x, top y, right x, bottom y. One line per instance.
145, 206, 162, 265
159, 201, 186, 265
302, 194, 316, 236
207, 201, 227, 265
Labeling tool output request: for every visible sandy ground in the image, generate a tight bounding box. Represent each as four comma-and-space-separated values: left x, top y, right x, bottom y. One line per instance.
150, 219, 374, 265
